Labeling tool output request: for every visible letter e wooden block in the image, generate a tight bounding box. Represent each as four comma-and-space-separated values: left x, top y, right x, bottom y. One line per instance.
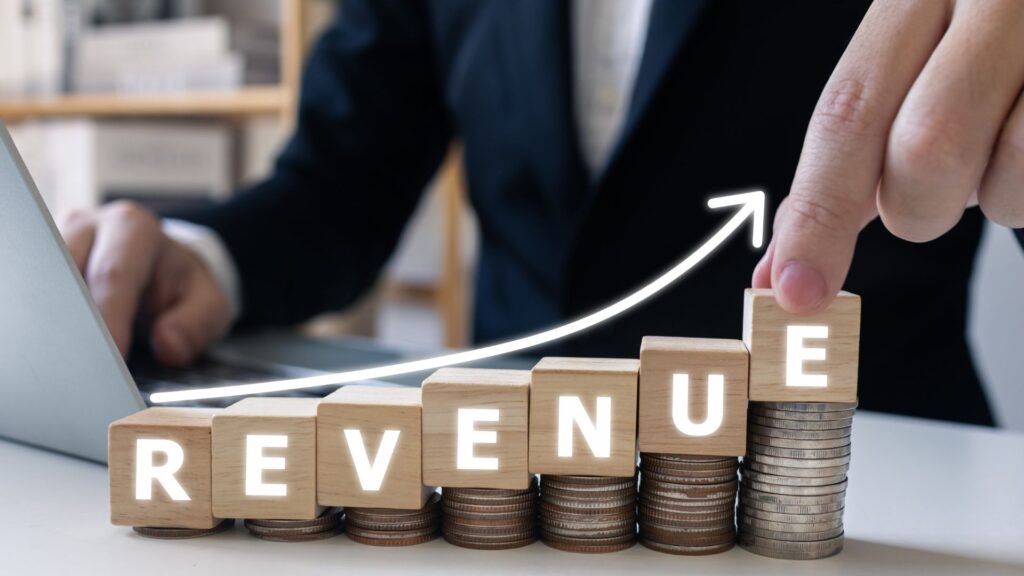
317, 386, 433, 509
422, 368, 531, 489
638, 337, 748, 456
529, 357, 639, 477
109, 408, 220, 529
212, 398, 321, 520
744, 288, 861, 402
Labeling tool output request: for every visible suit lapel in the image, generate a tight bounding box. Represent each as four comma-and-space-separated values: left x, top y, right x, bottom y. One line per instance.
598, 0, 708, 183
499, 0, 586, 206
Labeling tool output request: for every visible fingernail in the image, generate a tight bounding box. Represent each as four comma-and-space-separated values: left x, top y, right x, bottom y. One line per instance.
778, 261, 827, 312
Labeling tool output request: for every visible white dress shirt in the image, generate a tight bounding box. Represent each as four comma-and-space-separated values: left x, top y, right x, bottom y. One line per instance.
167, 0, 655, 320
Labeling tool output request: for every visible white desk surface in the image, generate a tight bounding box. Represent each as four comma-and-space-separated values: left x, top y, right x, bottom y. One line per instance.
3, 411, 1022, 576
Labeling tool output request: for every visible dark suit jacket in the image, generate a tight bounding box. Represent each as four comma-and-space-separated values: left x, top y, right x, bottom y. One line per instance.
183, 0, 997, 426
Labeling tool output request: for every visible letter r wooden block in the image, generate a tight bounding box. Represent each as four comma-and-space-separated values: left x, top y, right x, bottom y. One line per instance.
744, 288, 861, 402
109, 408, 220, 529
422, 368, 531, 489
212, 398, 321, 520
638, 337, 748, 456
529, 357, 639, 477
317, 386, 433, 509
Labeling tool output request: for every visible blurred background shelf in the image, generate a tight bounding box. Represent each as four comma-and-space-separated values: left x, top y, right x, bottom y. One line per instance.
0, 86, 289, 120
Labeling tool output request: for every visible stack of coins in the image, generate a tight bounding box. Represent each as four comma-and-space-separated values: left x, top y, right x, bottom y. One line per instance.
345, 493, 442, 546
441, 478, 539, 549
538, 474, 637, 553
244, 508, 344, 542
637, 454, 738, 555
133, 519, 234, 539
738, 401, 855, 560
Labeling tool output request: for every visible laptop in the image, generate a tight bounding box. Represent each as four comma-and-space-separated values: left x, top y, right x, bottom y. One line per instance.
0, 123, 417, 463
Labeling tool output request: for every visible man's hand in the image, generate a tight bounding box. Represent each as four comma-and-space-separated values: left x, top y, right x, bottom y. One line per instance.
754, 0, 1024, 313
58, 201, 230, 366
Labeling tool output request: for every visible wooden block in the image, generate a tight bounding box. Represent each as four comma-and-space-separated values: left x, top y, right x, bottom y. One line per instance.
638, 337, 749, 456
211, 397, 321, 520
528, 357, 639, 477
109, 408, 220, 529
317, 385, 433, 509
744, 288, 861, 402
422, 368, 531, 489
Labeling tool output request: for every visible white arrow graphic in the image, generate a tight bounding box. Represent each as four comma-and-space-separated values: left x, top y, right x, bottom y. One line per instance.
150, 190, 766, 404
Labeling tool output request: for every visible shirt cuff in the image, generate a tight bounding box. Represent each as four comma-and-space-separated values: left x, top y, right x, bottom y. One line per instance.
162, 218, 242, 322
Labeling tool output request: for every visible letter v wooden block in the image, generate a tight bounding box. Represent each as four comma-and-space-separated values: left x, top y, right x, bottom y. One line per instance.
317, 385, 434, 509
422, 368, 531, 489
529, 357, 639, 477
744, 288, 861, 402
109, 408, 220, 529
212, 398, 321, 520
639, 337, 748, 456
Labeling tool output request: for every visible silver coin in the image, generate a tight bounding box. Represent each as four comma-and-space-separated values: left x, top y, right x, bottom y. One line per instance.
738, 512, 843, 534
750, 415, 853, 431
742, 477, 847, 497
739, 522, 844, 542
741, 506, 843, 525
740, 464, 846, 487
748, 423, 851, 441
747, 441, 851, 460
738, 532, 844, 560
739, 497, 844, 515
744, 460, 849, 478
756, 401, 858, 412
747, 433, 852, 450
744, 453, 852, 469
740, 486, 846, 506
749, 406, 856, 422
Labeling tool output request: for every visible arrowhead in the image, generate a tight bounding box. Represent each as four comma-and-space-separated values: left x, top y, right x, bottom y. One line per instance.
707, 190, 766, 248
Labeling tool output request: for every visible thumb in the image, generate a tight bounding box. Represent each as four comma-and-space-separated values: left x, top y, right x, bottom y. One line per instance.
150, 283, 230, 366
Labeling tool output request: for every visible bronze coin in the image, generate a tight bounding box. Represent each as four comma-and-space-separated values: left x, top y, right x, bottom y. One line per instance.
444, 515, 536, 532
541, 474, 637, 486
641, 457, 738, 473
244, 508, 343, 530
132, 519, 234, 540
539, 501, 636, 523
346, 508, 439, 528
642, 477, 737, 499
639, 525, 735, 547
638, 504, 734, 525
442, 506, 535, 522
443, 478, 537, 499
249, 527, 342, 543
444, 534, 537, 550
442, 524, 536, 541
443, 490, 538, 506
346, 530, 440, 547
245, 521, 343, 537
442, 496, 537, 513
542, 484, 636, 500
639, 537, 734, 556
638, 514, 735, 533
346, 515, 437, 532
641, 469, 737, 486
541, 538, 636, 554
541, 478, 637, 493
345, 493, 440, 518
541, 522, 637, 539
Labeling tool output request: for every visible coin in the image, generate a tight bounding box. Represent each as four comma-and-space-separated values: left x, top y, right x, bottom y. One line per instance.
639, 525, 735, 547
749, 406, 857, 422
640, 467, 737, 485
744, 452, 851, 469
132, 519, 234, 539
747, 433, 852, 450
251, 528, 342, 543
640, 537, 735, 556
740, 496, 845, 515
743, 477, 847, 497
747, 441, 851, 459
739, 532, 844, 560
745, 460, 849, 478
641, 477, 737, 499
245, 508, 344, 530
443, 483, 539, 550
442, 532, 537, 550
741, 465, 847, 487
748, 423, 851, 440
541, 474, 637, 486
750, 415, 853, 431
738, 512, 842, 534
346, 528, 440, 547
741, 506, 842, 524
758, 401, 858, 412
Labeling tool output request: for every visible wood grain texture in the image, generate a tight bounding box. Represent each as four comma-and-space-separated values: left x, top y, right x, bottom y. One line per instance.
211, 398, 322, 520
317, 386, 433, 509
422, 368, 531, 489
109, 408, 220, 529
743, 288, 861, 402
638, 336, 748, 456
528, 357, 639, 476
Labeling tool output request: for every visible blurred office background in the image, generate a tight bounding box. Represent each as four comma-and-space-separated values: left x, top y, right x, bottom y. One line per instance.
1, 0, 1021, 432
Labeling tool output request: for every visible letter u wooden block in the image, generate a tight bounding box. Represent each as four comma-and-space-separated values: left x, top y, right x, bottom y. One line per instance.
529, 357, 639, 477
744, 288, 861, 402
317, 385, 433, 509
638, 337, 748, 456
212, 398, 321, 520
109, 408, 220, 529
422, 368, 531, 489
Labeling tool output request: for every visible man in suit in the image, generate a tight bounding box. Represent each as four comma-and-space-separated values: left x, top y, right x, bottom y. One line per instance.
59, 0, 1024, 426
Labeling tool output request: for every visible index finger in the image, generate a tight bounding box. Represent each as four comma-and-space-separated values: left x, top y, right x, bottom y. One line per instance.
762, 0, 948, 313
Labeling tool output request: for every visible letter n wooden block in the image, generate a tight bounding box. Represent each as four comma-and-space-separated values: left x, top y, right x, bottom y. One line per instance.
422, 368, 531, 489
212, 398, 321, 520
109, 408, 220, 529
529, 357, 639, 477
744, 288, 861, 402
317, 386, 433, 509
639, 337, 748, 456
